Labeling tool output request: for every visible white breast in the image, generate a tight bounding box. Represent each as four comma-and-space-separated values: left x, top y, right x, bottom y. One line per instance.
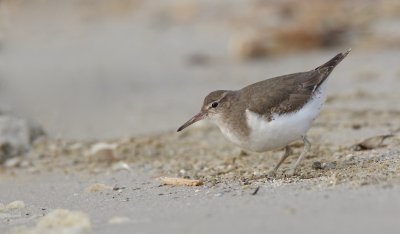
222, 83, 327, 152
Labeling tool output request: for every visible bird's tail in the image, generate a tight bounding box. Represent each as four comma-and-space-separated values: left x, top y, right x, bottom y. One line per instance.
312, 49, 351, 90
316, 48, 351, 73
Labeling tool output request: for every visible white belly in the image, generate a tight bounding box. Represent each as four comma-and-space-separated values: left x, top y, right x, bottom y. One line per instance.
224, 84, 327, 152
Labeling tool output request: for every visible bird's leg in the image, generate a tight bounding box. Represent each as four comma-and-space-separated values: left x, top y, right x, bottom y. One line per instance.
267, 145, 292, 178
287, 136, 311, 176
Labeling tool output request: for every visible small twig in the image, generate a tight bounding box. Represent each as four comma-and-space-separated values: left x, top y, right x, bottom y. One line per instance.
251, 186, 260, 195
160, 177, 203, 186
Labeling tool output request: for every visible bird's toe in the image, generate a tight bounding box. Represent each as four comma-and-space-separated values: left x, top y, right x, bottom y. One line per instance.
266, 170, 277, 179
285, 169, 299, 177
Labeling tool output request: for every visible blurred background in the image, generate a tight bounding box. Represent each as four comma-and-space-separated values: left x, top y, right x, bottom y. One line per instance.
0, 0, 400, 140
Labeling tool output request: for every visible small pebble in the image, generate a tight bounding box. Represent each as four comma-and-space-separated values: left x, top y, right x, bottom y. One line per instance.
87, 142, 117, 163
85, 183, 113, 193
36, 209, 91, 233
312, 161, 323, 170
179, 169, 186, 175
6, 200, 25, 210
4, 157, 21, 168
352, 134, 393, 151
345, 154, 355, 161
322, 161, 337, 170
111, 161, 131, 171
0, 203, 6, 212
108, 216, 131, 224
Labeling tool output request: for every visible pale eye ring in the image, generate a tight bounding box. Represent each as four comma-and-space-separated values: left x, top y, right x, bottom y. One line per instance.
211, 102, 218, 108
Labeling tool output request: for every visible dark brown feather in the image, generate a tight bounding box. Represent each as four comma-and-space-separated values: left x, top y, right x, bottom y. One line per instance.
240, 49, 350, 120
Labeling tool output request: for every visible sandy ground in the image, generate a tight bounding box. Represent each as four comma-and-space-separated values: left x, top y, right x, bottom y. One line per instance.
1, 171, 400, 234
1, 49, 400, 232
1, 1, 400, 233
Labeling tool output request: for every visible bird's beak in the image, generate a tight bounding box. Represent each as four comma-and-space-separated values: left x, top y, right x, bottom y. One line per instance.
177, 112, 205, 132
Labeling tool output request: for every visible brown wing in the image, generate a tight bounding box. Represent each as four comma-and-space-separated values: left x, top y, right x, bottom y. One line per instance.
241, 49, 350, 120
241, 71, 322, 120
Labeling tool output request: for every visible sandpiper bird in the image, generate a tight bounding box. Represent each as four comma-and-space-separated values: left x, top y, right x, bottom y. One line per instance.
177, 49, 350, 176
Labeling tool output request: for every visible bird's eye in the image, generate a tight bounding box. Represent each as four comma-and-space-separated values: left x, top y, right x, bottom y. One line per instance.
211, 102, 218, 108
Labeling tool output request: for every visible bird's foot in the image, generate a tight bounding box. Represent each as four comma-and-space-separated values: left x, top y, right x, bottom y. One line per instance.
284, 168, 299, 177
266, 170, 277, 179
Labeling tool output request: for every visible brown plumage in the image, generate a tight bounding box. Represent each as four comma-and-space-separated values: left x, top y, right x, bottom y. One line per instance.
202, 49, 351, 138
177, 49, 350, 176
242, 49, 350, 120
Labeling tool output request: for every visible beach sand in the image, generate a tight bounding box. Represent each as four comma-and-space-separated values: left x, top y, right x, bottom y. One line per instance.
1, 1, 400, 233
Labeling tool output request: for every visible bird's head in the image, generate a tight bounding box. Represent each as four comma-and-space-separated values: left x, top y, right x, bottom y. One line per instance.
177, 90, 232, 132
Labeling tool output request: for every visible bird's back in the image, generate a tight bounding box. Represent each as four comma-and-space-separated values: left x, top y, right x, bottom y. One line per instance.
240, 49, 350, 120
